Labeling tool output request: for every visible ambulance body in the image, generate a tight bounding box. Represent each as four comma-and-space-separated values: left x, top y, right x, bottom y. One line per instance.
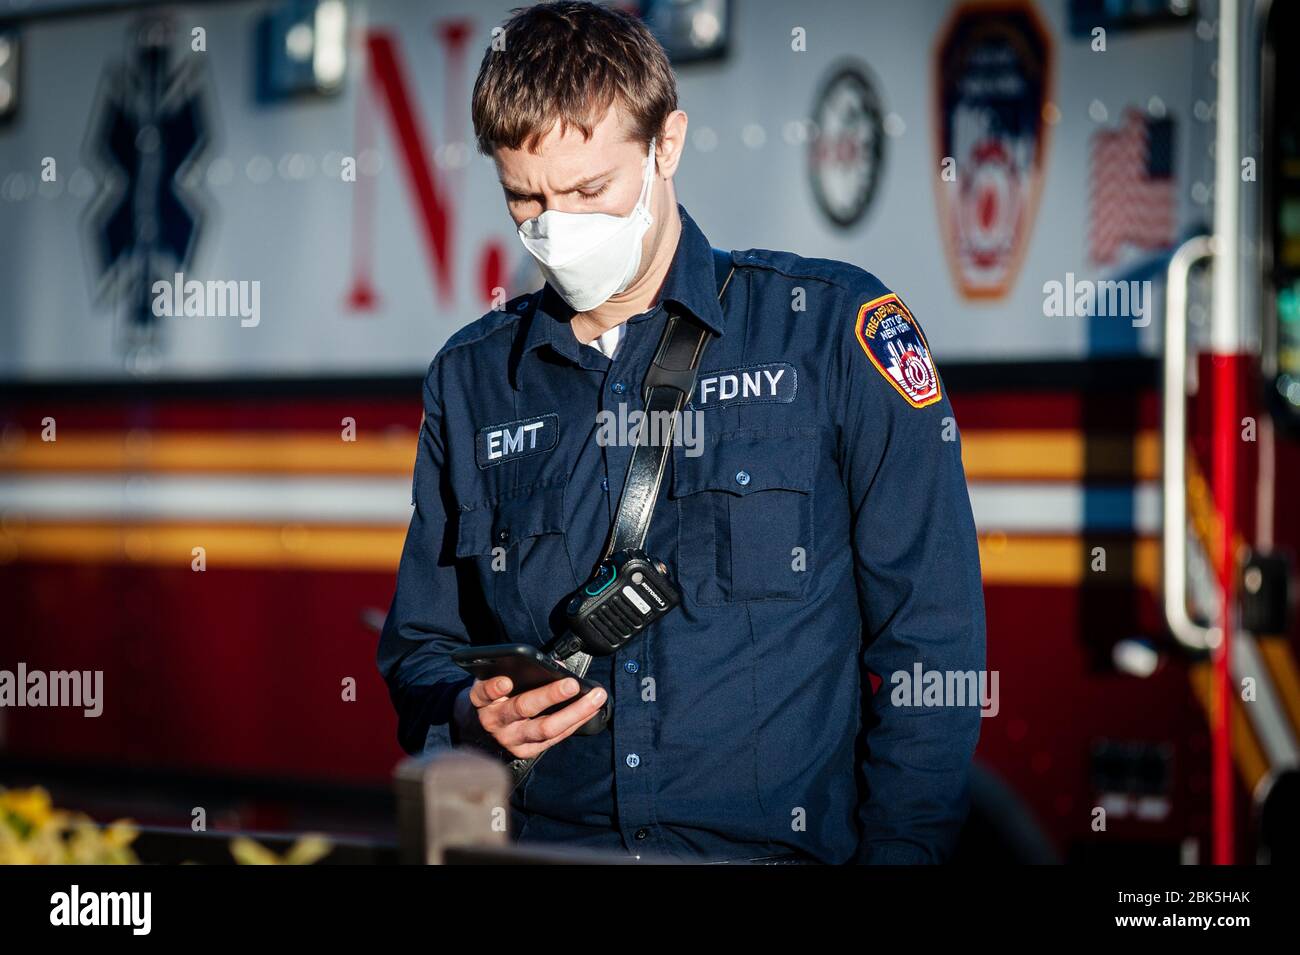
1, 0, 1295, 863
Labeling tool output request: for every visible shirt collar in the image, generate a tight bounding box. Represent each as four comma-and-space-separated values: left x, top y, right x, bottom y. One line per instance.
654, 202, 728, 338
516, 203, 728, 377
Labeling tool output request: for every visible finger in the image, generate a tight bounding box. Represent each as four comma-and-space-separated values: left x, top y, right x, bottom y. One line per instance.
508, 677, 582, 723
480, 676, 577, 737
521, 687, 607, 744
499, 686, 605, 752
468, 676, 512, 708
532, 693, 608, 749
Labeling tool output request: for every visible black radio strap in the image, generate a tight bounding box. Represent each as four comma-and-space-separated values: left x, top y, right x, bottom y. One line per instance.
601, 302, 715, 558
506, 247, 735, 791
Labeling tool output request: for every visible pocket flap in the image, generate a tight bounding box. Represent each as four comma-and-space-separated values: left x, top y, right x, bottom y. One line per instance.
455, 480, 567, 557
671, 428, 817, 497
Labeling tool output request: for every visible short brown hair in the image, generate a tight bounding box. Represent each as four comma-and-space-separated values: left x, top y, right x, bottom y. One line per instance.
471, 1, 678, 156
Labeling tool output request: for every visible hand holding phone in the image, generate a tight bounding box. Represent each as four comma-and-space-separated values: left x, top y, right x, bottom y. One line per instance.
452, 644, 610, 760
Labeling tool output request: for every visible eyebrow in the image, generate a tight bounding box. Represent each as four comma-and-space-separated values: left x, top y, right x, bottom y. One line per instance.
499, 168, 616, 197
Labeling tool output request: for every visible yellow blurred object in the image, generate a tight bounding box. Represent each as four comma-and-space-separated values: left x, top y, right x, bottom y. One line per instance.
229, 834, 333, 865
0, 785, 140, 865
0, 785, 334, 865
0, 786, 55, 829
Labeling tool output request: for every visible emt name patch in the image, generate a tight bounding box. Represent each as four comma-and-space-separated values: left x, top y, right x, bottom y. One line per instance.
475, 413, 558, 468
690, 362, 797, 410
854, 294, 941, 409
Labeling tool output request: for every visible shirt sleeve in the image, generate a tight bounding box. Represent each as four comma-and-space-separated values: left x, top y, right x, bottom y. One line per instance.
830, 282, 987, 864
376, 356, 476, 756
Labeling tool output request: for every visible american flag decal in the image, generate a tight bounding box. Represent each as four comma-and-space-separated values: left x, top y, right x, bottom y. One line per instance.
1089, 108, 1176, 266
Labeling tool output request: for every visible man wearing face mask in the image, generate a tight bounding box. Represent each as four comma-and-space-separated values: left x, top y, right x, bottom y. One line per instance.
377, 0, 985, 866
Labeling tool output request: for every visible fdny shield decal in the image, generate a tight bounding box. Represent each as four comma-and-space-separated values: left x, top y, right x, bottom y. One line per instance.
935, 2, 1052, 300
855, 294, 941, 409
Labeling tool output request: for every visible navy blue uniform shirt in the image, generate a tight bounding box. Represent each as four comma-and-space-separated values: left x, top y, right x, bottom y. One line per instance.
377, 203, 986, 864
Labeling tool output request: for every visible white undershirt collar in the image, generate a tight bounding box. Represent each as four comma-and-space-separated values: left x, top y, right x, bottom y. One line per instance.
581, 323, 625, 359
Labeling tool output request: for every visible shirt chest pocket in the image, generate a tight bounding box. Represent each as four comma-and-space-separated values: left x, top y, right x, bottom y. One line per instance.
454, 480, 573, 645
670, 428, 817, 605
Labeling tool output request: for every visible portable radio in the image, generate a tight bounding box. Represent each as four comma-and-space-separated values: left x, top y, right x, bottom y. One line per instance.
547, 549, 681, 659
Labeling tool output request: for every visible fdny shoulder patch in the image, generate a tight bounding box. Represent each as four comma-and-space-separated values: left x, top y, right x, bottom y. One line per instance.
854, 293, 941, 409
475, 413, 558, 468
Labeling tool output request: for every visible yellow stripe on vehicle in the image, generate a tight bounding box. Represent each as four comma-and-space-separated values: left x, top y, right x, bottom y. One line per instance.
0, 521, 406, 571
0, 430, 420, 475
961, 430, 1160, 481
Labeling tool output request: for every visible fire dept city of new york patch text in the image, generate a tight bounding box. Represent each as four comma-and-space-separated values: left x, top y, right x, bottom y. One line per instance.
854, 293, 941, 409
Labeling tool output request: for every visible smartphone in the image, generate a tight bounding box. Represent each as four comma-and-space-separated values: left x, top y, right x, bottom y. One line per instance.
452, 643, 611, 736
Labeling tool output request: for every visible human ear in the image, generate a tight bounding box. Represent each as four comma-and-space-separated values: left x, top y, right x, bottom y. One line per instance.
653, 110, 689, 179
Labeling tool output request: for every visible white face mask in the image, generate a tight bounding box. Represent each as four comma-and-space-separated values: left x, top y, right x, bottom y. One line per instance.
517, 138, 657, 313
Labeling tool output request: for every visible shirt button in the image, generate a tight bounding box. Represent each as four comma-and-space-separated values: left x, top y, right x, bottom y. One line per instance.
625, 753, 640, 768
634, 829, 648, 841
496, 527, 511, 543
611, 380, 627, 395
601, 477, 609, 492
624, 660, 639, 674
735, 470, 751, 487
